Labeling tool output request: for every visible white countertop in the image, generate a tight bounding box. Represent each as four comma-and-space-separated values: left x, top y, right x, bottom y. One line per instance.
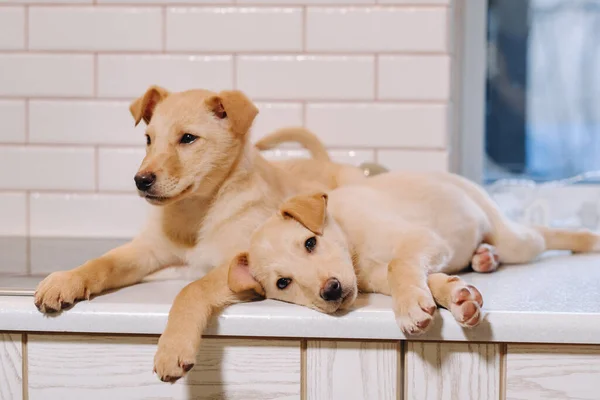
1, 251, 600, 344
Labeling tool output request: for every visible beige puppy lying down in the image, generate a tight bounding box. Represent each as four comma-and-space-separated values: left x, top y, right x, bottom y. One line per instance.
33, 86, 372, 383
229, 171, 600, 334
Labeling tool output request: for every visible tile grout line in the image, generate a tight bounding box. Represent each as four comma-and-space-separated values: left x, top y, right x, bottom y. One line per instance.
0, 3, 449, 8
0, 95, 448, 105
0, 49, 450, 56
0, 142, 428, 151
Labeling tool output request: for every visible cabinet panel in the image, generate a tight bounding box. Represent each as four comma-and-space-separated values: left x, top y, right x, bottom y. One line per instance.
405, 342, 500, 400
305, 340, 399, 400
28, 335, 301, 400
0, 334, 22, 400
507, 344, 600, 400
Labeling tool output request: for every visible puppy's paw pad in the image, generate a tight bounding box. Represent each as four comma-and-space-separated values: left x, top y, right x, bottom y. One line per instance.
449, 284, 483, 328
471, 244, 499, 273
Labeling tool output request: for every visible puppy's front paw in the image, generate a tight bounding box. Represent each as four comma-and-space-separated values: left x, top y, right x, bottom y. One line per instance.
394, 288, 437, 336
34, 271, 90, 313
449, 284, 483, 328
154, 335, 197, 383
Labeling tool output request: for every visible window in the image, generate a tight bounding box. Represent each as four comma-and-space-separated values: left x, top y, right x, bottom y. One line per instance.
485, 0, 600, 183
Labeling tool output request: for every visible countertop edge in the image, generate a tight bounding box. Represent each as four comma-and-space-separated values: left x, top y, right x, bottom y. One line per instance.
2, 295, 600, 344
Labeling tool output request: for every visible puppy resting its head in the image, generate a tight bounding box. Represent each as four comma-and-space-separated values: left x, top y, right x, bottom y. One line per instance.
228, 192, 358, 313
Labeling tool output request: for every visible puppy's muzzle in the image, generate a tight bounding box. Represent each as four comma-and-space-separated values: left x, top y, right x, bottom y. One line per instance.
321, 278, 343, 301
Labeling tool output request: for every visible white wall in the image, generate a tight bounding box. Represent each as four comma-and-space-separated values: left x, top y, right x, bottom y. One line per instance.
0, 1, 453, 248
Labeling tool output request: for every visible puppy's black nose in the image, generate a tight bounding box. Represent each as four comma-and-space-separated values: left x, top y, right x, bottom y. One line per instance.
134, 173, 156, 191
321, 278, 342, 301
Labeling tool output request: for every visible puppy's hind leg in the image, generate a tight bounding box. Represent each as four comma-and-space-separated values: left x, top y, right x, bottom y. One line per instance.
428, 273, 483, 328
471, 244, 500, 273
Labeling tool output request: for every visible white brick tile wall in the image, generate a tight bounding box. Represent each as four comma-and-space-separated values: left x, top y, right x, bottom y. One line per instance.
237, 55, 375, 100
98, 148, 145, 192
0, 7, 25, 50
98, 55, 233, 98
30, 193, 148, 238
251, 103, 304, 141
379, 0, 449, 4
7, 0, 92, 3
238, 0, 373, 3
262, 149, 310, 160
306, 103, 447, 147
0, 100, 26, 143
0, 193, 27, 236
378, 55, 451, 100
0, 54, 94, 97
167, 8, 302, 52
262, 148, 374, 166
0, 146, 95, 190
306, 7, 448, 52
328, 149, 374, 165
99, 0, 231, 3
29, 7, 162, 51
0, 1, 455, 254
377, 149, 448, 172
29, 100, 144, 145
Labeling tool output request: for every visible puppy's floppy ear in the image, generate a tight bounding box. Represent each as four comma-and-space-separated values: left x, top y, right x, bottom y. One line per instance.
280, 192, 328, 235
129, 85, 169, 126
205, 90, 259, 136
228, 252, 265, 297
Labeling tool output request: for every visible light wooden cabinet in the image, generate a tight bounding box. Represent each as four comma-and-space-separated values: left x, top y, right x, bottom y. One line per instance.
0, 334, 22, 400
27, 335, 301, 400
404, 342, 501, 400
305, 340, 399, 400
2, 334, 600, 399
506, 344, 600, 400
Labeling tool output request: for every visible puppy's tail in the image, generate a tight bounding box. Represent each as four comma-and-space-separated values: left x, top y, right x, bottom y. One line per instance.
255, 127, 331, 162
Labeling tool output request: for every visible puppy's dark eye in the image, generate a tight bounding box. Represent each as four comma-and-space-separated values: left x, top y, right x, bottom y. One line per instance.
276, 278, 291, 290
305, 236, 317, 253
145, 134, 151, 146
180, 133, 198, 144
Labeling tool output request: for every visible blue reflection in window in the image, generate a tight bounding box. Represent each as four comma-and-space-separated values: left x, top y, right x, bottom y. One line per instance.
485, 0, 600, 183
